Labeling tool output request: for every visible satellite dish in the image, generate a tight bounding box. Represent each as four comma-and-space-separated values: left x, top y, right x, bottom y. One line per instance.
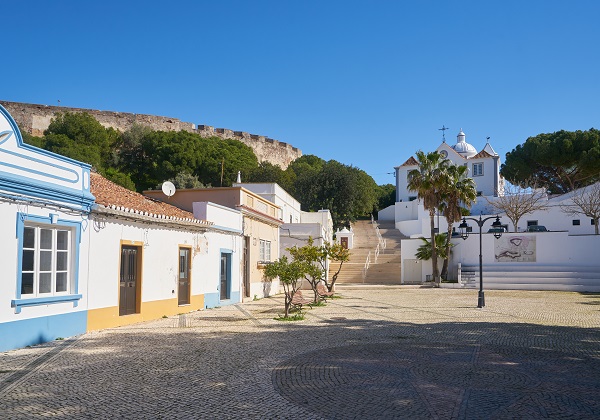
161, 181, 176, 197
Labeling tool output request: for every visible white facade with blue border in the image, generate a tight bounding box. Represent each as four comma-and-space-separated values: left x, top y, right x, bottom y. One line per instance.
0, 104, 94, 352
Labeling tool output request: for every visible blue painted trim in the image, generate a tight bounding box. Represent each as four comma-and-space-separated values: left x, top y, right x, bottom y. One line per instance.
0, 170, 95, 212
0, 311, 87, 352
15, 213, 82, 307
204, 292, 220, 309
0, 105, 94, 169
0, 105, 94, 211
11, 294, 83, 314
204, 291, 241, 308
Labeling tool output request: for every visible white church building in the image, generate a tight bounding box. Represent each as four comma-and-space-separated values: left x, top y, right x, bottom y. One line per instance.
395, 129, 504, 203
381, 129, 504, 236
379, 128, 600, 291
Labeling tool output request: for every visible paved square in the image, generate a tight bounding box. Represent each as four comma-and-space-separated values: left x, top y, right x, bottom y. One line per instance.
1, 286, 599, 419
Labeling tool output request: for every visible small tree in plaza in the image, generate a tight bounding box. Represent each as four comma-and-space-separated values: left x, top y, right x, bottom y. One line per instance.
561, 182, 600, 235
263, 256, 310, 318
321, 241, 350, 292
287, 239, 325, 303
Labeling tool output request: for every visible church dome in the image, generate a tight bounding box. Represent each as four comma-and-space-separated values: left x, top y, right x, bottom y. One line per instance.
451, 129, 477, 158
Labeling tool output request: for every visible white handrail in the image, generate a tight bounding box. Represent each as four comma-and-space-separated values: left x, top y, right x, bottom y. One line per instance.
362, 251, 371, 281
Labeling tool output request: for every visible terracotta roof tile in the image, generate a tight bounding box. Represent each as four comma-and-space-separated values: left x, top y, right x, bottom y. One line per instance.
470, 150, 493, 159
400, 156, 419, 167
90, 173, 206, 222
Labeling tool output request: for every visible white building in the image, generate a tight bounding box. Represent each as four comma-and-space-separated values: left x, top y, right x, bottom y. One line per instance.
233, 182, 301, 223
381, 127, 600, 290
0, 104, 94, 351
395, 129, 504, 202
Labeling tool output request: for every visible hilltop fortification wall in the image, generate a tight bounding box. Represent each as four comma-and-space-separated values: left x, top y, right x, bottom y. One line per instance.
0, 101, 301, 169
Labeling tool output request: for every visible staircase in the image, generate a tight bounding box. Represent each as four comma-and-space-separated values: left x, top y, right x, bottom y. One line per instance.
330, 220, 407, 285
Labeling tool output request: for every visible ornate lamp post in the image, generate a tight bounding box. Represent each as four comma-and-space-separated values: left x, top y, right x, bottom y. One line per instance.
458, 215, 503, 308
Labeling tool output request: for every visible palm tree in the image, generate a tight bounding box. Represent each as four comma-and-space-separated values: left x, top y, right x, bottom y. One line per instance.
407, 151, 450, 286
439, 164, 477, 279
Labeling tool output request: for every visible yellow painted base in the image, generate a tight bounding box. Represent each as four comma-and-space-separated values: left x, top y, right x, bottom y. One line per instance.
87, 294, 205, 331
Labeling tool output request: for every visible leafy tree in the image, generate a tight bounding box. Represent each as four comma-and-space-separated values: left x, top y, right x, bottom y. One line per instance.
290, 159, 378, 229
263, 256, 311, 318
245, 161, 295, 192
20, 129, 45, 148
321, 241, 350, 292
561, 182, 600, 234
114, 123, 153, 189
374, 183, 396, 214
439, 164, 477, 279
286, 154, 325, 208
287, 238, 327, 303
159, 171, 209, 189
103, 167, 136, 190
486, 183, 548, 232
501, 128, 600, 194
43, 112, 120, 172
408, 151, 450, 286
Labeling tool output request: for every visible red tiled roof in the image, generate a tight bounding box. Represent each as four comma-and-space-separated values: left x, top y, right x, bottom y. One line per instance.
470, 150, 493, 159
400, 156, 418, 167
90, 173, 209, 224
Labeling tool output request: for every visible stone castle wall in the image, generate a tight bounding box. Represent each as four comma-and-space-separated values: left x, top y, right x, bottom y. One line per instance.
1, 101, 301, 169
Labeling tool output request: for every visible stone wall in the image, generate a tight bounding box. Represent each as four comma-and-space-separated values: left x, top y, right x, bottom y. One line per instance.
1, 101, 301, 169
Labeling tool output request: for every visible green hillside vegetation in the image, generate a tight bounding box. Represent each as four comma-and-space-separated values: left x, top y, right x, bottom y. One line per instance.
20, 111, 394, 228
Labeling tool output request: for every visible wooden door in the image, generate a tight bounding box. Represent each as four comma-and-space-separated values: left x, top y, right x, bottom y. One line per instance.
341, 237, 349, 249
178, 248, 191, 305
119, 246, 138, 316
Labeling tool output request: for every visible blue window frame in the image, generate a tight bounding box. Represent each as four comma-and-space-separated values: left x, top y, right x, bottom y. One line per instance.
12, 213, 83, 313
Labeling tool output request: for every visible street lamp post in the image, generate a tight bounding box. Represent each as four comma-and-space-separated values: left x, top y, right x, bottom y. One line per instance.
458, 215, 503, 308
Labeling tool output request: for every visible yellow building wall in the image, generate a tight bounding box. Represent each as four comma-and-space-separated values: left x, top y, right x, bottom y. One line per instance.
87, 294, 204, 331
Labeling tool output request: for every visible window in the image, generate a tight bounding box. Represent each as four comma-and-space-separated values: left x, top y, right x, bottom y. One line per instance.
472, 163, 483, 177
527, 220, 538, 227
573, 219, 581, 226
477, 191, 483, 197
21, 225, 72, 297
592, 219, 597, 226
259, 239, 271, 262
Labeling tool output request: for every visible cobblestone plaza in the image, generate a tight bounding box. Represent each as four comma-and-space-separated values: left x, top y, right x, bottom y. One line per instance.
1, 286, 599, 419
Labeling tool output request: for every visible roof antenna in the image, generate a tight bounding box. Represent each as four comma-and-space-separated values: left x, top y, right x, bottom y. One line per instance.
439, 125, 449, 142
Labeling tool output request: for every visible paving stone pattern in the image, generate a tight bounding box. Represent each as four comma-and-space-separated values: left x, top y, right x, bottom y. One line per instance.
1, 287, 599, 419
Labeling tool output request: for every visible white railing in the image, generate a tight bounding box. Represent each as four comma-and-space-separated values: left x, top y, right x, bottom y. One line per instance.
372, 215, 387, 253
362, 251, 371, 281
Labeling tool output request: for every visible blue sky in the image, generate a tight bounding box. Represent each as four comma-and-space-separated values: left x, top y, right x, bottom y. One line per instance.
3, 1, 599, 185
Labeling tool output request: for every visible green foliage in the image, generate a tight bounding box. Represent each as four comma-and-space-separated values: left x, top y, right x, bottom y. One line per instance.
160, 171, 209, 189
117, 130, 258, 192
375, 183, 396, 213
245, 161, 295, 192
44, 112, 120, 172
439, 164, 476, 279
263, 256, 311, 318
415, 234, 452, 261
274, 312, 305, 321
288, 157, 378, 229
501, 128, 600, 194
103, 167, 136, 191
408, 151, 451, 285
20, 130, 45, 148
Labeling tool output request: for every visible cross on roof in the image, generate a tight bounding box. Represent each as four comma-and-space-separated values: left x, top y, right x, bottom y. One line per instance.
439, 125, 449, 142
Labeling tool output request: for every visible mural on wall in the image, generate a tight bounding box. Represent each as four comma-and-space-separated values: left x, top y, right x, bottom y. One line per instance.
495, 235, 536, 262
